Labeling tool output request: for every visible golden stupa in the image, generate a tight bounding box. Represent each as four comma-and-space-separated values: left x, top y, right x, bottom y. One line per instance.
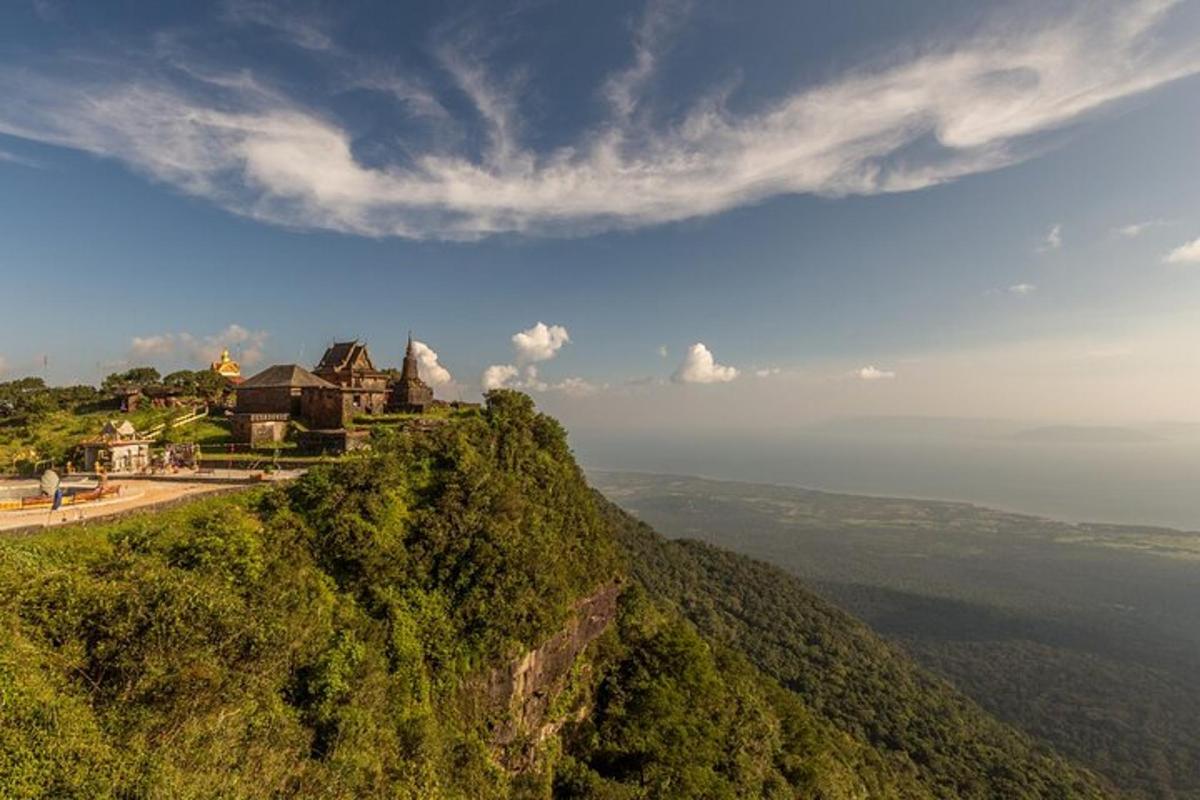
210, 348, 241, 379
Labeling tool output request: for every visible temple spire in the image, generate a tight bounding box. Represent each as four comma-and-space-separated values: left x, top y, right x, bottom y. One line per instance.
401, 331, 420, 381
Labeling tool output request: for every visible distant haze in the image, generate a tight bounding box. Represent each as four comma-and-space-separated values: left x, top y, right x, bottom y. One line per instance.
571, 419, 1200, 530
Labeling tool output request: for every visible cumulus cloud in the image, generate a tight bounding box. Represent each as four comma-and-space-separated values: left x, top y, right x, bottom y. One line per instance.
410, 340, 453, 386
483, 321, 577, 393
481, 364, 519, 390
1008, 282, 1037, 294
755, 367, 782, 378
480, 363, 596, 396
857, 365, 896, 380
1038, 223, 1063, 252
0, 1, 1194, 239
129, 323, 269, 366
1163, 237, 1200, 264
512, 322, 570, 363
672, 343, 738, 384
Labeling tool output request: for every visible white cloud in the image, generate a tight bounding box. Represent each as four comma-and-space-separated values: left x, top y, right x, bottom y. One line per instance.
755, 367, 782, 378
129, 323, 269, 366
1163, 237, 1200, 264
0, 1, 1194, 239
481, 363, 519, 390
1116, 219, 1165, 238
410, 340, 452, 386
221, 0, 335, 52
552, 376, 600, 397
1038, 223, 1062, 252
0, 149, 42, 169
672, 343, 738, 384
657, 345, 668, 358
482, 322, 578, 392
129, 334, 175, 357
1008, 282, 1037, 294
512, 322, 570, 363
857, 365, 896, 380
480, 363, 597, 396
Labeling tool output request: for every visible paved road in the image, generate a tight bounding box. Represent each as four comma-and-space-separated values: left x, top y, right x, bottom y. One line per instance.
0, 470, 301, 532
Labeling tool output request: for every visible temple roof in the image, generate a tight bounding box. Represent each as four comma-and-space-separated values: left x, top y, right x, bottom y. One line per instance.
238, 364, 335, 390
211, 348, 241, 377
316, 340, 376, 373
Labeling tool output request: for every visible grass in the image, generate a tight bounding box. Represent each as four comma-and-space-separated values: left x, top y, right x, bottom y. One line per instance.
169, 415, 232, 445
1, 406, 224, 474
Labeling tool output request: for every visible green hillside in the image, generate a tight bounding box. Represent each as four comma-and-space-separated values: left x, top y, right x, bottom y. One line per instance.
0, 393, 1108, 798
604, 501, 1112, 800
591, 471, 1200, 798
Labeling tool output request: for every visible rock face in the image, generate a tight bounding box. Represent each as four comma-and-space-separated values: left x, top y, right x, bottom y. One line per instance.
484, 582, 620, 770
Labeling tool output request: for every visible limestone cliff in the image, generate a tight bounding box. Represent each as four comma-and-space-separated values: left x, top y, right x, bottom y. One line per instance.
482, 581, 621, 771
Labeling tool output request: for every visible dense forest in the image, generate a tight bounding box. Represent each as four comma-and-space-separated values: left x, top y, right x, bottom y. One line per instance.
1, 393, 1109, 797
592, 472, 1200, 799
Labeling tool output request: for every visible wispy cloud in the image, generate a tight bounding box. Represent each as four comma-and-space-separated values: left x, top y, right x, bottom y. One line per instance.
1163, 236, 1200, 264
857, 365, 896, 380
221, 0, 335, 52
1038, 223, 1063, 252
0, 148, 43, 169
1115, 219, 1167, 237
0, 1, 1196, 239
1008, 282, 1037, 294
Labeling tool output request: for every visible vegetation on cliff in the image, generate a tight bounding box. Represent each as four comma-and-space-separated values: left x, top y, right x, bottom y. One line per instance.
0, 392, 1109, 798
606, 501, 1111, 799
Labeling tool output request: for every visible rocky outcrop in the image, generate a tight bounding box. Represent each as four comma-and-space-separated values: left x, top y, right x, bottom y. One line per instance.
483, 581, 620, 771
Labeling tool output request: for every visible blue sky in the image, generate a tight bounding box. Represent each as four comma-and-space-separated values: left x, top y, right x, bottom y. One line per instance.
2, 0, 1200, 427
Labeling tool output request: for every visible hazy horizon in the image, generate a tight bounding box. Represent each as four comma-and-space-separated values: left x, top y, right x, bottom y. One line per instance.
574, 420, 1200, 531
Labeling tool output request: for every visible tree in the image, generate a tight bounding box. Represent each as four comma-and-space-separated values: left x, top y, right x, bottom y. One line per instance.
102, 367, 161, 393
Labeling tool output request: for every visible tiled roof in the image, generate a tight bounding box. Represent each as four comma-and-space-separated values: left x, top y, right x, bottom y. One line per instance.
238, 364, 335, 389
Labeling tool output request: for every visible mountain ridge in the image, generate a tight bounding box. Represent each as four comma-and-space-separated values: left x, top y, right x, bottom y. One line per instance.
0, 393, 1111, 798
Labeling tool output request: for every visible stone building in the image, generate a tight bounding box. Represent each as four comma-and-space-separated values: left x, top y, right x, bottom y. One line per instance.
231, 413, 290, 447
236, 364, 334, 416
80, 420, 152, 473
232, 364, 334, 445
305, 340, 390, 427
314, 341, 389, 410
388, 335, 434, 413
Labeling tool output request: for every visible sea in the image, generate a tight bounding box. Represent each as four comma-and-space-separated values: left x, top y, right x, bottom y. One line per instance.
572, 427, 1200, 531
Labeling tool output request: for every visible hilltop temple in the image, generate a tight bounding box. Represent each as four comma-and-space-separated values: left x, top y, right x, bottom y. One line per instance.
210, 348, 242, 383
230, 336, 438, 449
